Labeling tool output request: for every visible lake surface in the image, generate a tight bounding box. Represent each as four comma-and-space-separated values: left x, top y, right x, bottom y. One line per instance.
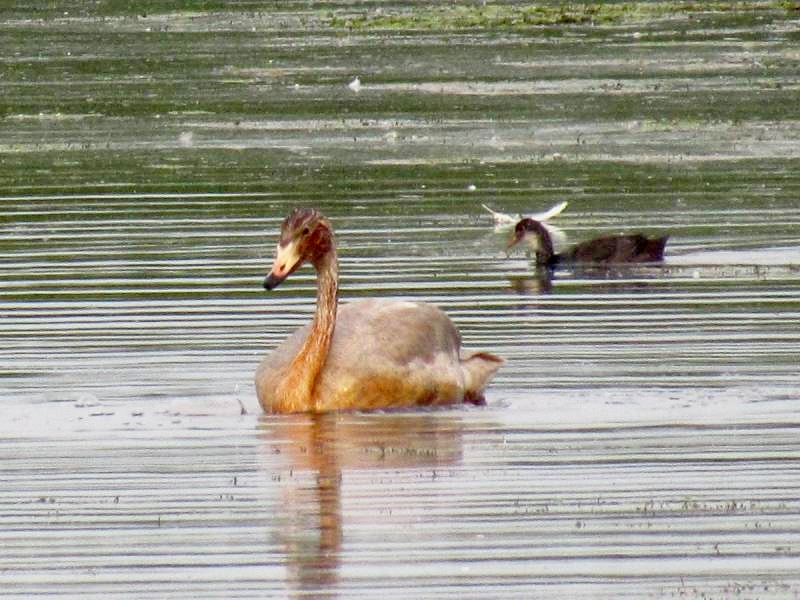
2, 3, 800, 598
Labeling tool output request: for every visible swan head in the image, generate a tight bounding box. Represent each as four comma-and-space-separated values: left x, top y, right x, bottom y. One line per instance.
264, 208, 334, 290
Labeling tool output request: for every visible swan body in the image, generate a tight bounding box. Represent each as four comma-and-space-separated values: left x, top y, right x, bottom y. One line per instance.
509, 217, 668, 266
256, 208, 503, 414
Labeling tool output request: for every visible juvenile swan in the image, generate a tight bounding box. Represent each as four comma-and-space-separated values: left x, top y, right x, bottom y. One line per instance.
256, 209, 503, 413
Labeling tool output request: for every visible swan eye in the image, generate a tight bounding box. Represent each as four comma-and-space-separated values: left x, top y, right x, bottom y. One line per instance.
301, 227, 310, 236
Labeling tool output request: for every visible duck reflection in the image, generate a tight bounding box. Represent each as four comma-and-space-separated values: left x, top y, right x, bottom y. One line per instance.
258, 412, 464, 596
507, 263, 671, 296
508, 271, 555, 295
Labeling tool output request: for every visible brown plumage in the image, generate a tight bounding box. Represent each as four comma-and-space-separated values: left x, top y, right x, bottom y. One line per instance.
256, 208, 503, 414
509, 217, 668, 267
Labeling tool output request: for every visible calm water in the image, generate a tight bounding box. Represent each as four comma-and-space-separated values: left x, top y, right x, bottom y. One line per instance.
2, 4, 800, 598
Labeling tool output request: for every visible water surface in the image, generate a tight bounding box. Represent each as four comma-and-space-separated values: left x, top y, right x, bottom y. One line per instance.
2, 4, 800, 598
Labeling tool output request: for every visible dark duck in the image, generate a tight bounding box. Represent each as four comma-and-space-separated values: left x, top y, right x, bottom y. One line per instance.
508, 218, 669, 268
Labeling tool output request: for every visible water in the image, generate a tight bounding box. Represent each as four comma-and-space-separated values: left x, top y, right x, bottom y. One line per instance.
2, 4, 800, 598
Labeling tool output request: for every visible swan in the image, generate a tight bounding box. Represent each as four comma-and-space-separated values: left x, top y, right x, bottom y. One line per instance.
256, 208, 504, 413
508, 217, 669, 266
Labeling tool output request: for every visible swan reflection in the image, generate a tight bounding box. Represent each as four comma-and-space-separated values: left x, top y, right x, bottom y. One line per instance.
258, 411, 464, 596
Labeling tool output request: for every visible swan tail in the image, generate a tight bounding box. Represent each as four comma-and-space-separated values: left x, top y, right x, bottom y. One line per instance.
460, 351, 504, 404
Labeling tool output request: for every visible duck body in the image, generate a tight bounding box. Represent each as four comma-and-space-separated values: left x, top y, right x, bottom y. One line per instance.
551, 232, 669, 267
510, 217, 668, 267
256, 208, 503, 414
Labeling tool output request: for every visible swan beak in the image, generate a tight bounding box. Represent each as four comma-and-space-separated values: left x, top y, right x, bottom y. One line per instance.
264, 272, 284, 290
264, 240, 301, 291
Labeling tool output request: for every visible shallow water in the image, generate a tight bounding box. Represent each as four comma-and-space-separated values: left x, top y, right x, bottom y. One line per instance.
2, 4, 800, 598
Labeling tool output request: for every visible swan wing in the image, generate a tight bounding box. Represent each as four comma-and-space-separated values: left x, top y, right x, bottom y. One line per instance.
314, 300, 497, 410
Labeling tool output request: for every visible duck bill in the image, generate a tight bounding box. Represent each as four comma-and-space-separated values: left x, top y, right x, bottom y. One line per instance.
264, 240, 302, 290
506, 230, 524, 251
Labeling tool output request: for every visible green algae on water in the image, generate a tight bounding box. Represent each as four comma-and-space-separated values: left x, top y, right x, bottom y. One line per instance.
331, 2, 797, 31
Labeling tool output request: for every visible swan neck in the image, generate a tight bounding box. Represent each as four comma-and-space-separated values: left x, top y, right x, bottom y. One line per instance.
313, 252, 339, 347
288, 250, 338, 411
